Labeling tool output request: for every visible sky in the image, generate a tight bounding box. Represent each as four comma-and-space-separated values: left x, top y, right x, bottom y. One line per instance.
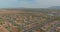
0, 0, 60, 8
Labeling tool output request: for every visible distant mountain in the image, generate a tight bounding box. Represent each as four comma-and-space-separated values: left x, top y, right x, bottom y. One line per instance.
48, 6, 60, 10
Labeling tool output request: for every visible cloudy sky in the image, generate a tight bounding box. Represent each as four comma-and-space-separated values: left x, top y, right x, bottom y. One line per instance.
0, 0, 60, 8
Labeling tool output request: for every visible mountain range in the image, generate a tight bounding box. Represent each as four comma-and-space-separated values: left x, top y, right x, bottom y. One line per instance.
48, 6, 60, 10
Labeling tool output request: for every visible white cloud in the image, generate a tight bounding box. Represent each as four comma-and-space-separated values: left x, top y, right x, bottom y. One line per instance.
0, 0, 60, 8
18, 0, 41, 8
